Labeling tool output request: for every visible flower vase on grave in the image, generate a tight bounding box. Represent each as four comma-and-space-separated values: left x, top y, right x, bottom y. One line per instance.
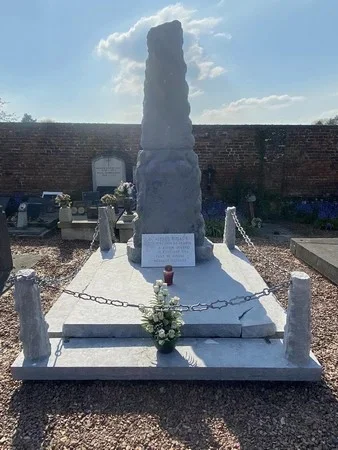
122, 197, 135, 222
59, 206, 72, 223
154, 338, 177, 354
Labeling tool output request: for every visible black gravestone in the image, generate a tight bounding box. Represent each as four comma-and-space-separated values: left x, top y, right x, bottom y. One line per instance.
82, 191, 100, 206
27, 203, 42, 220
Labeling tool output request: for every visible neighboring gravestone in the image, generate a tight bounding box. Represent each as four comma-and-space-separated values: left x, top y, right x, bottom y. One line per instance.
17, 203, 28, 228
0, 205, 13, 292
127, 20, 214, 264
92, 155, 126, 191
141, 233, 195, 267
82, 191, 100, 206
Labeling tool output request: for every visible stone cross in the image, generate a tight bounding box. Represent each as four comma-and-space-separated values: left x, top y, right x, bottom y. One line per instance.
14, 269, 51, 361
284, 271, 311, 364
127, 20, 213, 263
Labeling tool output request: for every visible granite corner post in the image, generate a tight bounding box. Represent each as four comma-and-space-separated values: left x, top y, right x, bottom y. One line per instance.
223, 207, 236, 250
127, 20, 213, 264
284, 271, 312, 365
99, 207, 113, 252
14, 269, 51, 361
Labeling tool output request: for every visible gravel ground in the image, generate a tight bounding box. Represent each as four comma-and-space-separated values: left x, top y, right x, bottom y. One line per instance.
0, 231, 337, 450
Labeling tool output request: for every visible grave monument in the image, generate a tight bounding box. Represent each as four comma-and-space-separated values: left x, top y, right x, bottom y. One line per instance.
127, 20, 213, 263
11, 21, 322, 382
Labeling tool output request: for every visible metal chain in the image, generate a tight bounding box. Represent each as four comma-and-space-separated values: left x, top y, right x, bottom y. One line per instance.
231, 211, 291, 276
56, 280, 290, 313
1, 272, 16, 295
37, 221, 99, 288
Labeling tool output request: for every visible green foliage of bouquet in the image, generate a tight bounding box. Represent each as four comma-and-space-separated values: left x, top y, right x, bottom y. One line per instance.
141, 280, 183, 350
55, 193, 72, 207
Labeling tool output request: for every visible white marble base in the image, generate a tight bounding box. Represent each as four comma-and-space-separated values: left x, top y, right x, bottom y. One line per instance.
46, 244, 287, 339
11, 337, 322, 381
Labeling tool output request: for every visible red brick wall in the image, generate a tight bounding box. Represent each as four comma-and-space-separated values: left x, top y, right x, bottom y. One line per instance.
0, 123, 337, 198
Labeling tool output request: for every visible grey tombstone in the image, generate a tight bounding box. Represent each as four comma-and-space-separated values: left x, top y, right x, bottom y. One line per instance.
17, 203, 28, 228
127, 20, 213, 263
92, 155, 126, 191
14, 269, 51, 361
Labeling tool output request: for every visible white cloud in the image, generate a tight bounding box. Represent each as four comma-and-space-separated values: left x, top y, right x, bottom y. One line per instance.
214, 32, 232, 39
318, 108, 338, 119
189, 86, 204, 98
200, 94, 306, 123
96, 3, 227, 96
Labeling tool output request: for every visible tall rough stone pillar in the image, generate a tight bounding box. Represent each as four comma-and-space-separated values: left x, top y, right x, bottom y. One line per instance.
284, 271, 312, 364
127, 20, 213, 263
0, 206, 13, 292
14, 269, 51, 361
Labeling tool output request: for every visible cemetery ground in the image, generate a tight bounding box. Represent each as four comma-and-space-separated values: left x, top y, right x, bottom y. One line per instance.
0, 229, 337, 450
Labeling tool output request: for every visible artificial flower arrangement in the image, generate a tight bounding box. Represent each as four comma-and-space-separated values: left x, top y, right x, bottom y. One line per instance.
141, 280, 183, 353
251, 217, 262, 228
114, 181, 134, 199
100, 193, 117, 206
55, 193, 72, 208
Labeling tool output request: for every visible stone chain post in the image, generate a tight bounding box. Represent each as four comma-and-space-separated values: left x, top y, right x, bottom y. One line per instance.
284, 271, 311, 364
99, 207, 113, 252
223, 206, 236, 250
14, 269, 51, 361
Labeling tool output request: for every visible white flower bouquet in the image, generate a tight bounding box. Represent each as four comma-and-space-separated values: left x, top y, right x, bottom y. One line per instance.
141, 280, 182, 353
55, 193, 72, 208
114, 181, 134, 199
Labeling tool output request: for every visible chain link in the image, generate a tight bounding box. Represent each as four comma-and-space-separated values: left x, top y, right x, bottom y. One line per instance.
1, 273, 16, 295
4, 211, 292, 312
231, 211, 291, 276
57, 280, 290, 313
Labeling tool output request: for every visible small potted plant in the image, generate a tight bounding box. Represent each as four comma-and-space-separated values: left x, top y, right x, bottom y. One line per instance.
55, 193, 72, 223
141, 280, 182, 353
251, 217, 262, 228
114, 181, 135, 221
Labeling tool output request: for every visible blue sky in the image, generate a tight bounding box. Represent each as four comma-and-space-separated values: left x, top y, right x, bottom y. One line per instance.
1, 0, 338, 124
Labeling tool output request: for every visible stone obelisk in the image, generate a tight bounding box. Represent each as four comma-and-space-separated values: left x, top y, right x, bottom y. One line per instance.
127, 20, 214, 263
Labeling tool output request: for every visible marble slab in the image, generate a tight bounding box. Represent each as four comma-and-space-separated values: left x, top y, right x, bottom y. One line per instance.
11, 337, 322, 381
46, 244, 287, 339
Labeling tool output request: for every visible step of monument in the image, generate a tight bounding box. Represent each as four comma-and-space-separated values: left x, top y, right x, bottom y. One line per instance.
46, 244, 287, 339
11, 337, 322, 381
